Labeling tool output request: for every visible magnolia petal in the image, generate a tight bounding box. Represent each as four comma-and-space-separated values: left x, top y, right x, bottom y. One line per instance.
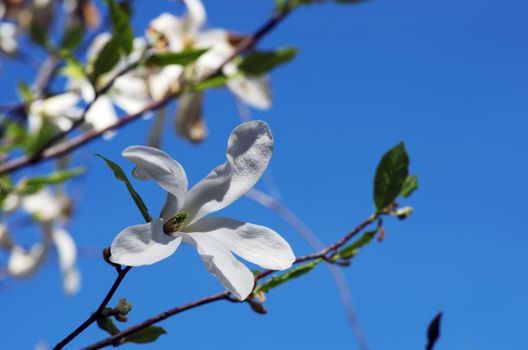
22, 190, 64, 222
148, 13, 185, 51
227, 75, 272, 110
175, 92, 208, 143
148, 65, 184, 101
111, 73, 151, 114
195, 30, 234, 75
85, 96, 118, 139
185, 217, 295, 270
52, 228, 81, 295
183, 120, 273, 224
110, 219, 182, 266
122, 146, 188, 212
183, 0, 206, 35
7, 245, 47, 278
181, 232, 255, 300
43, 92, 81, 117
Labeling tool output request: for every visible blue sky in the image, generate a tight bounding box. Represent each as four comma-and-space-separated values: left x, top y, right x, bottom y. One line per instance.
1, 0, 527, 349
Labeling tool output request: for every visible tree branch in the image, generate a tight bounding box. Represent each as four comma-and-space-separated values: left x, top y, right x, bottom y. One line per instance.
53, 266, 132, 350
82, 211, 381, 350
0, 5, 293, 176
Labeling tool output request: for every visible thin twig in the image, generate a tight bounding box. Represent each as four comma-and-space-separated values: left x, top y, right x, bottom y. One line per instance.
52, 266, 132, 350
82, 211, 380, 350
0, 5, 293, 176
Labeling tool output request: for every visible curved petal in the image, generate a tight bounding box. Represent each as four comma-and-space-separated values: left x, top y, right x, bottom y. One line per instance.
181, 232, 254, 300
122, 146, 188, 213
7, 245, 47, 278
183, 120, 273, 224
148, 13, 185, 51
227, 75, 272, 110
52, 228, 81, 295
85, 96, 118, 139
111, 73, 151, 114
110, 219, 182, 266
185, 217, 294, 270
183, 0, 206, 35
148, 65, 184, 101
175, 92, 207, 143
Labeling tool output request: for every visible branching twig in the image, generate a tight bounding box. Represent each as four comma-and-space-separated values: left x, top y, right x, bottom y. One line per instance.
53, 266, 132, 350
81, 211, 381, 350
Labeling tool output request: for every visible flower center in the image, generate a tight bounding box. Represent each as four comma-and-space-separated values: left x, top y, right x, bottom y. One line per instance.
163, 211, 188, 234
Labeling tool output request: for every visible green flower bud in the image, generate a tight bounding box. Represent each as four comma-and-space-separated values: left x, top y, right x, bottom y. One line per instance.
163, 211, 188, 234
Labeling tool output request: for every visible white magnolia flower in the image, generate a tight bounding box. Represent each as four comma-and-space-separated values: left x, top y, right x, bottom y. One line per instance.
110, 120, 294, 300
68, 33, 151, 139
2, 190, 81, 295
0, 22, 18, 55
27, 92, 82, 135
146, 0, 271, 143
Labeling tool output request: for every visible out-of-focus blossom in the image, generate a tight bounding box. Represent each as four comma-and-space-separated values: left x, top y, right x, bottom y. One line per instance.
110, 121, 294, 300
0, 22, 18, 55
27, 92, 82, 135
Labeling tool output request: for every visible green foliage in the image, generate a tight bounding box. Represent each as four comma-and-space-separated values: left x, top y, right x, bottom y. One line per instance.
122, 327, 167, 344
89, 38, 121, 84
143, 48, 209, 67
373, 142, 409, 211
255, 258, 322, 294
24, 121, 55, 155
400, 175, 418, 198
104, 0, 134, 55
17, 82, 33, 103
97, 314, 120, 336
60, 25, 84, 51
194, 75, 229, 91
0, 121, 27, 153
238, 48, 297, 76
19, 168, 85, 194
96, 154, 152, 222
333, 230, 376, 260
60, 53, 86, 80
29, 20, 48, 48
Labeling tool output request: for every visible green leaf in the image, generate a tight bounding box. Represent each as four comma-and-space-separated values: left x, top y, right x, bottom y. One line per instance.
29, 20, 48, 48
24, 121, 55, 155
104, 0, 133, 54
97, 317, 120, 336
96, 154, 152, 222
60, 54, 86, 80
194, 75, 229, 91
17, 82, 33, 103
20, 167, 85, 194
400, 175, 418, 198
89, 38, 121, 83
143, 48, 209, 67
255, 258, 322, 294
373, 142, 409, 211
238, 47, 297, 76
123, 326, 167, 344
60, 25, 84, 50
334, 230, 376, 260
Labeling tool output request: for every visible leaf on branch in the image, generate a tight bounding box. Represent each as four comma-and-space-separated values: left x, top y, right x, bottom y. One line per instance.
194, 75, 229, 91
89, 38, 121, 84
400, 175, 418, 198
60, 24, 85, 51
333, 230, 376, 260
143, 48, 209, 67
104, 0, 134, 54
426, 312, 443, 350
95, 154, 152, 222
373, 142, 409, 211
122, 326, 167, 344
255, 258, 323, 294
17, 82, 33, 103
97, 316, 120, 336
29, 20, 48, 48
20, 167, 85, 194
24, 121, 55, 155
238, 47, 298, 76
